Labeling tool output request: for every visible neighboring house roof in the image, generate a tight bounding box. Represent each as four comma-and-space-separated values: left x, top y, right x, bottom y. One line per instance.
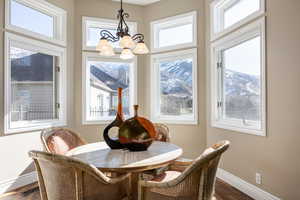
90, 65, 127, 91
11, 53, 54, 82
90, 73, 115, 93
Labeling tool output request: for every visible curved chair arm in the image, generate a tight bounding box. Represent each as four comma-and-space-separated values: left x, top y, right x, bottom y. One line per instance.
169, 158, 194, 172
105, 173, 131, 184
138, 174, 192, 200
29, 150, 131, 185
174, 158, 194, 165
65, 156, 131, 185
139, 164, 196, 190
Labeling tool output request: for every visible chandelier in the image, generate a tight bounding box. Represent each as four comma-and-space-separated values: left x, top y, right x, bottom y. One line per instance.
96, 0, 149, 59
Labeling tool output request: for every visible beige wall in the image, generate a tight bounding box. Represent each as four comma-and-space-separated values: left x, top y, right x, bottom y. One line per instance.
73, 0, 207, 159
0, 0, 75, 184
205, 0, 300, 199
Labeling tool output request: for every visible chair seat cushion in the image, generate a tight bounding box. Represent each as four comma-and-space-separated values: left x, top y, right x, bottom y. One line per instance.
151, 170, 182, 183
46, 130, 84, 155
148, 170, 197, 198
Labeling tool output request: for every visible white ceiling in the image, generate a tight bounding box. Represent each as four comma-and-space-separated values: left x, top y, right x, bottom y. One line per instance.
112, 0, 160, 6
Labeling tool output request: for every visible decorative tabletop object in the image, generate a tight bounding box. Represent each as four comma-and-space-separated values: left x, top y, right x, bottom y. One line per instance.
103, 88, 157, 151
119, 105, 156, 151
103, 88, 124, 150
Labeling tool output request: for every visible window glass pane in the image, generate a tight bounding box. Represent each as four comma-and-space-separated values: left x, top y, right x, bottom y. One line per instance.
159, 58, 193, 116
10, 46, 56, 123
159, 24, 193, 48
10, 0, 54, 37
88, 61, 130, 120
87, 27, 119, 48
224, 0, 260, 28
223, 36, 261, 126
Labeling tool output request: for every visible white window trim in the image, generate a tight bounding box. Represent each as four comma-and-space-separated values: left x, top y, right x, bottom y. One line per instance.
210, 17, 266, 136
5, 0, 67, 46
210, 0, 265, 41
4, 33, 67, 134
82, 16, 137, 52
150, 48, 198, 125
82, 52, 138, 125
150, 11, 197, 53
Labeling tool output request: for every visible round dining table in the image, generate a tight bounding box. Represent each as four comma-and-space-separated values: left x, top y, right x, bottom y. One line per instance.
67, 141, 183, 200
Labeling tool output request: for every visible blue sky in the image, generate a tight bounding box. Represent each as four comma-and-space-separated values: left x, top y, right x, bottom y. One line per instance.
223, 0, 261, 76
224, 36, 261, 76
11, 0, 54, 37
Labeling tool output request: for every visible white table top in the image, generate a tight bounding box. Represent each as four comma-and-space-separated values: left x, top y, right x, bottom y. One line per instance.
67, 141, 183, 172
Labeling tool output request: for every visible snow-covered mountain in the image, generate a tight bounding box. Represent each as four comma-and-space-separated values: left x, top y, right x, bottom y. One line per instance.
160, 60, 260, 98
224, 69, 260, 96
91, 62, 129, 81
160, 60, 193, 96
91, 62, 129, 86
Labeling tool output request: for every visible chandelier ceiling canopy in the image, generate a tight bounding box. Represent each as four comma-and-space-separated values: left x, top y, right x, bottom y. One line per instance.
96, 0, 149, 59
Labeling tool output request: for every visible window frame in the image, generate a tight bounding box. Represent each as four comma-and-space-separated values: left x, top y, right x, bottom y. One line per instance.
82, 16, 137, 51
82, 52, 138, 125
150, 11, 197, 53
150, 48, 198, 125
210, 0, 265, 41
210, 18, 266, 136
4, 32, 67, 134
5, 0, 67, 46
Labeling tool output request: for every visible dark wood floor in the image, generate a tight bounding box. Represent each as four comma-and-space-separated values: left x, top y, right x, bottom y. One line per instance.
0, 179, 253, 200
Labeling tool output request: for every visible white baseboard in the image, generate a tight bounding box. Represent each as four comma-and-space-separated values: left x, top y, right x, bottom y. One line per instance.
217, 168, 281, 200
0, 172, 37, 195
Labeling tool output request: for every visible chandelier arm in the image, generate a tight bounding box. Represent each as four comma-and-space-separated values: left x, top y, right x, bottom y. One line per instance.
117, 12, 130, 37
100, 30, 119, 42
132, 34, 145, 42
97, 0, 147, 56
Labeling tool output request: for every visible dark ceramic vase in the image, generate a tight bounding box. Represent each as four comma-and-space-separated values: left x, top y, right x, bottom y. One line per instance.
119, 105, 157, 151
103, 88, 124, 149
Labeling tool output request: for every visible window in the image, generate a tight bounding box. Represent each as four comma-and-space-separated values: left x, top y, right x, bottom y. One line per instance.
82, 17, 137, 51
151, 49, 198, 124
211, 18, 266, 135
82, 52, 137, 124
150, 11, 198, 124
4, 33, 67, 134
211, 0, 265, 40
151, 11, 197, 52
5, 0, 67, 45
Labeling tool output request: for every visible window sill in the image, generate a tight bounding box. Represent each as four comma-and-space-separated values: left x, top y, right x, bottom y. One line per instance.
151, 43, 197, 54
211, 121, 266, 136
5, 121, 67, 135
82, 115, 131, 125
82, 120, 114, 125
151, 117, 198, 125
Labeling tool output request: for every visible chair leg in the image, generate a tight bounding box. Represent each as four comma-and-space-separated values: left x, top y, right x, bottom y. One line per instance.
127, 174, 133, 200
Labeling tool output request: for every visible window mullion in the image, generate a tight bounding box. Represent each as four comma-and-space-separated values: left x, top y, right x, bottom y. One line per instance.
54, 56, 60, 119
217, 50, 224, 120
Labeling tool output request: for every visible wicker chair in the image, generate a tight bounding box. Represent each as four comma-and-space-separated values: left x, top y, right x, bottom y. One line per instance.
41, 128, 86, 155
138, 140, 230, 200
29, 150, 131, 200
154, 123, 171, 142
154, 123, 193, 174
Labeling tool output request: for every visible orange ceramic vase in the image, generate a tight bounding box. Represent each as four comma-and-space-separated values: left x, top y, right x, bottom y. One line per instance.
119, 105, 157, 151
103, 88, 157, 151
